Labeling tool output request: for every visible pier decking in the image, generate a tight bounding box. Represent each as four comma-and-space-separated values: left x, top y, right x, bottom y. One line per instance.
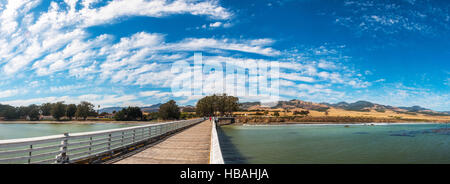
114, 120, 212, 164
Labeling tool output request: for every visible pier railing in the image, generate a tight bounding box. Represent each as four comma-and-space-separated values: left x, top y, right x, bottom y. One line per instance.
210, 117, 224, 164
0, 118, 203, 164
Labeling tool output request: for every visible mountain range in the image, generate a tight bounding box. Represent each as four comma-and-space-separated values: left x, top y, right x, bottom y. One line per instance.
99, 103, 162, 113
100, 99, 449, 116
99, 104, 196, 113
240, 99, 450, 116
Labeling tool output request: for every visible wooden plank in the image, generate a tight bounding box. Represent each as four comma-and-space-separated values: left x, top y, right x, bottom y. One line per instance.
114, 120, 212, 164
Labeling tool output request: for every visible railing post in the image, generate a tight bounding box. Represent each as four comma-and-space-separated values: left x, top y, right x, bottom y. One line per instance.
56, 133, 69, 164
121, 131, 124, 146
133, 129, 136, 143
28, 145, 32, 164
108, 134, 112, 151
89, 137, 92, 156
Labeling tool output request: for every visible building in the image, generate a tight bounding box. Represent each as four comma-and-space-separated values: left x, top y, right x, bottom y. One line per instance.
40, 115, 55, 121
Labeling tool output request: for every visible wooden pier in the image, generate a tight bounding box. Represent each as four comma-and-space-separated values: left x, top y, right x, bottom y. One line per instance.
114, 120, 212, 164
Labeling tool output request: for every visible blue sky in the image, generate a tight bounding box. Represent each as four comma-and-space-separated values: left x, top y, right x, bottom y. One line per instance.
0, 0, 448, 111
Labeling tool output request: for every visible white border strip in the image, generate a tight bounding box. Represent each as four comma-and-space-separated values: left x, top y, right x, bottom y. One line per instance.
210, 118, 224, 164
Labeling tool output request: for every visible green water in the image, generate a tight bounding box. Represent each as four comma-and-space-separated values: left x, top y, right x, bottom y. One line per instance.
0, 122, 140, 140
218, 123, 450, 164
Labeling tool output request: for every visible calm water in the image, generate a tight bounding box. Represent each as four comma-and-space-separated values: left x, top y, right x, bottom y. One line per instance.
218, 123, 450, 164
0, 122, 140, 140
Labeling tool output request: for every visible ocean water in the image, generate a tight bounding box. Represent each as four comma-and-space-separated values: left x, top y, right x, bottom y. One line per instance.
218, 123, 450, 164
0, 122, 139, 140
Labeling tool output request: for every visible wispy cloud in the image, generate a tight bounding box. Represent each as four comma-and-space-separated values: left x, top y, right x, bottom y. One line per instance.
3, 0, 440, 110
0, 89, 19, 99
0, 0, 233, 76
333, 0, 450, 37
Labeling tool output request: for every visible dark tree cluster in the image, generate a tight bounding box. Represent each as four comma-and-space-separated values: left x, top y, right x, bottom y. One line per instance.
114, 107, 144, 121
0, 104, 41, 120
0, 101, 97, 121
293, 110, 310, 116
75, 101, 97, 120
146, 112, 160, 120
195, 94, 239, 117
158, 100, 181, 120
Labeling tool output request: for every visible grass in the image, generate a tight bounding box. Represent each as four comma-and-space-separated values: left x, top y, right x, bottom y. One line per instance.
233, 107, 450, 123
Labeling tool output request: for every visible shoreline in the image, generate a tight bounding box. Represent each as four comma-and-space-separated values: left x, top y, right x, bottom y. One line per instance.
0, 118, 198, 125
233, 116, 450, 125
236, 122, 447, 126
0, 120, 157, 125
2, 120, 448, 126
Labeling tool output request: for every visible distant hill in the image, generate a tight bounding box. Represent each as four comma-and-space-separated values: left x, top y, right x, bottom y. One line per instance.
180, 105, 196, 112
98, 107, 124, 114
239, 99, 449, 116
275, 99, 330, 111
325, 101, 386, 112
141, 103, 162, 112
98, 103, 198, 113
398, 105, 429, 112
441, 111, 450, 115
98, 99, 448, 117
99, 103, 162, 113
239, 102, 261, 110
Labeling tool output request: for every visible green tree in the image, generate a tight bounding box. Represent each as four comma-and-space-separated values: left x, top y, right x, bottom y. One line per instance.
0, 104, 19, 120
300, 110, 310, 116
66, 104, 77, 120
196, 94, 239, 117
126, 107, 143, 120
147, 112, 159, 120
27, 104, 41, 121
223, 95, 239, 116
40, 103, 53, 116
114, 110, 126, 121
75, 101, 95, 120
51, 102, 66, 121
17, 106, 30, 119
113, 107, 143, 121
159, 100, 180, 120
274, 111, 280, 116
196, 96, 215, 117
